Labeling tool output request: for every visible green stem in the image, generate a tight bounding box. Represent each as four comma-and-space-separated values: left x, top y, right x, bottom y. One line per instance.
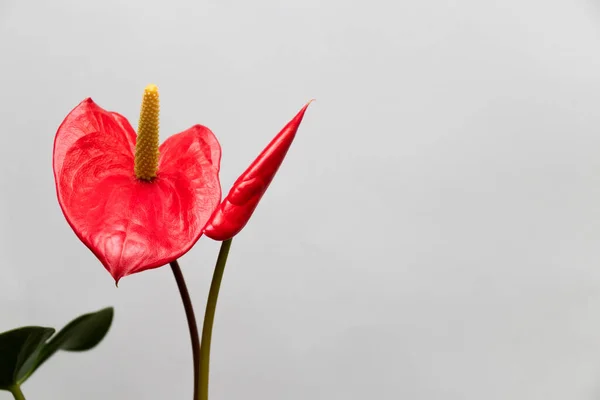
199, 239, 233, 400
170, 259, 200, 400
9, 385, 26, 400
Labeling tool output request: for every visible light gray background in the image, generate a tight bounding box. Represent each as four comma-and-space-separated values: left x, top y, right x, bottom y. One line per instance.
2, 0, 600, 399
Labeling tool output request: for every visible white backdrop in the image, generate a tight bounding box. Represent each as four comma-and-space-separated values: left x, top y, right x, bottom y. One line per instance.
2, 0, 600, 399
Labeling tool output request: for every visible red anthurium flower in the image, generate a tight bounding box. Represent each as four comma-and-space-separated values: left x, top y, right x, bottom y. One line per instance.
204, 102, 311, 241
53, 85, 222, 282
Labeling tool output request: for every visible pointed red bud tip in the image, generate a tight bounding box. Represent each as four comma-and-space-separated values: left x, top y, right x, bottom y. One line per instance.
203, 101, 313, 241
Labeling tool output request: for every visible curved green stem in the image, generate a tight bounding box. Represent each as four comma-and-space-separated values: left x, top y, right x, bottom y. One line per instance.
199, 239, 233, 400
170, 259, 200, 400
9, 385, 26, 400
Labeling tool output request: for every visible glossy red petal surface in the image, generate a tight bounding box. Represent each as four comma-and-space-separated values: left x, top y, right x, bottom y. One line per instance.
54, 99, 221, 282
204, 102, 310, 241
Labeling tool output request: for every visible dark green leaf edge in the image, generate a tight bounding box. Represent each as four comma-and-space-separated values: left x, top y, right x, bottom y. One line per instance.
0, 307, 114, 390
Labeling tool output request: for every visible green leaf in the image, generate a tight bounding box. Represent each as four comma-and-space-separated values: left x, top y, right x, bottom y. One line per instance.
0, 307, 114, 390
31, 307, 114, 376
0, 326, 55, 390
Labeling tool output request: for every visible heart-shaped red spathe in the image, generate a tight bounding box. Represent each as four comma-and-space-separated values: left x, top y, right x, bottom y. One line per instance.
53, 98, 221, 282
